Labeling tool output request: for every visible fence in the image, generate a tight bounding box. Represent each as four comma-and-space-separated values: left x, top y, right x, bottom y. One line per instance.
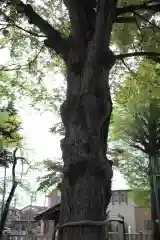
125, 233, 152, 240
2, 232, 152, 240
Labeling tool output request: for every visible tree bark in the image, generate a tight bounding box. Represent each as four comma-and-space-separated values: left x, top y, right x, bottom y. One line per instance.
58, 31, 114, 239
13, 2, 116, 240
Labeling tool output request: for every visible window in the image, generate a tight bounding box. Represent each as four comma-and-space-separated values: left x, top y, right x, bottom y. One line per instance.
112, 192, 119, 204
120, 192, 128, 204
144, 220, 152, 231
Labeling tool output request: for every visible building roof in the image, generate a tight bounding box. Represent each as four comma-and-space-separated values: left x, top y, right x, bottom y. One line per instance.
14, 220, 35, 223
20, 205, 47, 212
34, 203, 125, 224
34, 203, 60, 221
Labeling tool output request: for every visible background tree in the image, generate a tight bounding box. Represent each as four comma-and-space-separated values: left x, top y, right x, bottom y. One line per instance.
0, 74, 20, 233
1, 1, 160, 240
37, 159, 63, 193
0, 147, 32, 239
0, 148, 19, 239
0, 93, 32, 238
110, 60, 160, 239
108, 147, 151, 206
0, 103, 21, 149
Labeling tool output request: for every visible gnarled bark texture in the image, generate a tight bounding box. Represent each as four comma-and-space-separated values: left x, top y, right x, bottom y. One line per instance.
58, 1, 115, 238
59, 61, 113, 240
12, 1, 119, 240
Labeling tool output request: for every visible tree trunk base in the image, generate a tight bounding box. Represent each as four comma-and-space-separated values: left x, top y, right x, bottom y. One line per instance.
58, 155, 112, 240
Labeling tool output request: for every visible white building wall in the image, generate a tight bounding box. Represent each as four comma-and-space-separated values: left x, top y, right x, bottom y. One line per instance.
108, 192, 136, 232
47, 190, 61, 208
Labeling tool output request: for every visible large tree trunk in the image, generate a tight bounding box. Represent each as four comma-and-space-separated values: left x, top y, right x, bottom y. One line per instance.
58, 34, 114, 239
57, 1, 115, 239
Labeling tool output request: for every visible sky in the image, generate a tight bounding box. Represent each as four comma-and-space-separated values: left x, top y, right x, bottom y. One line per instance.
0, 45, 128, 209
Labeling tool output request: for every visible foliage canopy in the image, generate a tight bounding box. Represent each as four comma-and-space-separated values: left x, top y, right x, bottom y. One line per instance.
109, 60, 160, 206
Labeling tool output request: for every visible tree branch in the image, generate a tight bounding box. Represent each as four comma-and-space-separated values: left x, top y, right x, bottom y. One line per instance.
12, 0, 68, 60
116, 51, 160, 60
10, 23, 46, 37
12, 148, 18, 182
115, 16, 136, 23
0, 9, 46, 37
134, 11, 160, 31
117, 1, 160, 16
121, 59, 136, 75
0, 44, 44, 72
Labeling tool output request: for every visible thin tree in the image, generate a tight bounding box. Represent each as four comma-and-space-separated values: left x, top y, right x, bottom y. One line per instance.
0, 149, 19, 239
0, 148, 33, 239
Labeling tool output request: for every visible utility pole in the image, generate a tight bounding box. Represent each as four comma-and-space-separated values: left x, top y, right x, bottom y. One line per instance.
27, 191, 36, 233
27, 192, 33, 232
